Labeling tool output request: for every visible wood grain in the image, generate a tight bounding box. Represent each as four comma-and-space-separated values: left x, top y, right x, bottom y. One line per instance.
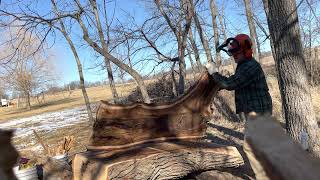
90, 72, 220, 146
73, 141, 244, 180
244, 114, 320, 180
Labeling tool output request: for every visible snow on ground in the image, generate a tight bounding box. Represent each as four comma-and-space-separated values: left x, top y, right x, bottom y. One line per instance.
0, 106, 92, 151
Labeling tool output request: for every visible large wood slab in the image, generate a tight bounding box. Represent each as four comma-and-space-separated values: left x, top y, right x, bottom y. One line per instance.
73, 141, 244, 180
244, 114, 320, 180
90, 73, 220, 146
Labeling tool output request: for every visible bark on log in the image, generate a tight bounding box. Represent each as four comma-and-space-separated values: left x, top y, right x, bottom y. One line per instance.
73, 141, 244, 180
195, 170, 242, 180
90, 72, 220, 147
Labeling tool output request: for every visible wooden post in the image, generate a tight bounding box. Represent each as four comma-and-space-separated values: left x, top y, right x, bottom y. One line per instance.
0, 130, 19, 180
244, 114, 320, 180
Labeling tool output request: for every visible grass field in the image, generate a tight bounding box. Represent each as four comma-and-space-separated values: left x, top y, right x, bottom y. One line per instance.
1, 56, 319, 122
0, 83, 137, 121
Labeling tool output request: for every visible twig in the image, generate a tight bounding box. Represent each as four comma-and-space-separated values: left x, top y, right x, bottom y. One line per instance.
32, 129, 50, 155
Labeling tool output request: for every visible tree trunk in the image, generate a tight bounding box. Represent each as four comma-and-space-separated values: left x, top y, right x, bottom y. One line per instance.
188, 29, 202, 72
262, 0, 320, 157
210, 0, 222, 68
51, 0, 94, 122
178, 43, 186, 95
171, 62, 178, 97
26, 92, 31, 110
254, 26, 262, 60
193, 11, 213, 63
187, 47, 197, 79
59, 28, 94, 122
154, 0, 192, 95
244, 0, 260, 63
104, 61, 119, 103
17, 94, 20, 108
74, 8, 151, 103
90, 0, 119, 103
218, 8, 227, 41
218, 8, 236, 71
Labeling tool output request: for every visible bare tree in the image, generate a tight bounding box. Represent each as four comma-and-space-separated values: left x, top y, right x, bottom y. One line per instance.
299, 0, 320, 86
154, 0, 193, 95
1, 0, 152, 104
263, 0, 320, 157
210, 0, 222, 68
89, 0, 119, 103
243, 0, 260, 62
51, 0, 94, 122
7, 56, 56, 110
218, 4, 227, 42
217, 3, 236, 70
192, 3, 213, 64
188, 28, 202, 72
73, 0, 151, 103
186, 46, 196, 79
0, 27, 57, 110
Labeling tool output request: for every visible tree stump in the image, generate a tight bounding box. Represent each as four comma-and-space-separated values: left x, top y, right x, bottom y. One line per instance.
73, 141, 244, 180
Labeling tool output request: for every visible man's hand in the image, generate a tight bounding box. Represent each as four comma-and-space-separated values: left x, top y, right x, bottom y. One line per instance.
205, 62, 218, 75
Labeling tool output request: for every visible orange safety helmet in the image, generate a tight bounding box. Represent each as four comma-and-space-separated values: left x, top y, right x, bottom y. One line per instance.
229, 34, 253, 59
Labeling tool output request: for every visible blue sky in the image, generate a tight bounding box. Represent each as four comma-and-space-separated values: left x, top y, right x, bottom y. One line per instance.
3, 0, 297, 86
49, 0, 155, 85
46, 0, 274, 86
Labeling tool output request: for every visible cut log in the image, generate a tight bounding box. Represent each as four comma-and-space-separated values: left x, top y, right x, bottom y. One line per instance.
91, 72, 220, 146
244, 114, 320, 180
195, 170, 242, 180
73, 141, 244, 180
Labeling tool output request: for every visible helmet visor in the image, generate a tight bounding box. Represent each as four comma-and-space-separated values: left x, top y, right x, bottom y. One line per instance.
227, 39, 241, 56
216, 38, 241, 56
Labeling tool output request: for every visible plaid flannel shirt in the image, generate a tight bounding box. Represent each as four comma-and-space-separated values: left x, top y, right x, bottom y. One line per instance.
212, 58, 272, 114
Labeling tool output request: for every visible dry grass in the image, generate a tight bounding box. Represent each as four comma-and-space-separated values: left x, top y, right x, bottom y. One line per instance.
0, 83, 137, 121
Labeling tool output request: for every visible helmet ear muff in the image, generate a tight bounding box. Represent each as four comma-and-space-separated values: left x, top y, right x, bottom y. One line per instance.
244, 39, 253, 59
244, 39, 252, 49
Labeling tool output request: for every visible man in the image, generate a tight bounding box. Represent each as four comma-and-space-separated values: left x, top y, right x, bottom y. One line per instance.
205, 34, 272, 120
206, 34, 272, 179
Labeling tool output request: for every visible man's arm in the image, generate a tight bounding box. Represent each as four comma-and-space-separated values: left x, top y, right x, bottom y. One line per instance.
211, 61, 259, 91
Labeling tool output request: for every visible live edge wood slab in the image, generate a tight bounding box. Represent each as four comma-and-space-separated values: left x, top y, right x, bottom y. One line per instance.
74, 72, 244, 179
89, 72, 220, 148
73, 141, 244, 180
